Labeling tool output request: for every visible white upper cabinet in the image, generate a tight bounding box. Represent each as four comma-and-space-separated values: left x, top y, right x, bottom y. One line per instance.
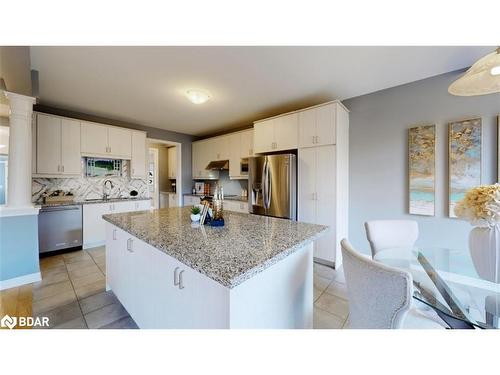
192, 140, 219, 180
81, 122, 132, 159
81, 122, 108, 156
108, 127, 132, 158
167, 147, 177, 179
35, 113, 81, 176
274, 113, 298, 150
36, 114, 61, 175
254, 113, 298, 153
253, 119, 275, 153
212, 136, 230, 161
298, 103, 336, 148
228, 132, 241, 178
131, 130, 147, 179
60, 119, 82, 175
240, 129, 254, 158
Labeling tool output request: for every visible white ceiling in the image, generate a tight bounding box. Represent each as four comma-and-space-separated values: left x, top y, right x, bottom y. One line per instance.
30, 46, 493, 136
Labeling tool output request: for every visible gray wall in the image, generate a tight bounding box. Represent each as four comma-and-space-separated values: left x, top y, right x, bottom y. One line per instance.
34, 105, 196, 194
344, 70, 499, 254
0, 46, 32, 97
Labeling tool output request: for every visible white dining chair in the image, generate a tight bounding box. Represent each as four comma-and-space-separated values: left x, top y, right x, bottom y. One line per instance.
364, 220, 419, 258
340, 239, 446, 329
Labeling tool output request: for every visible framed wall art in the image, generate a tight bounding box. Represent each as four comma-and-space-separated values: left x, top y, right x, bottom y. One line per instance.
449, 117, 482, 217
408, 124, 436, 216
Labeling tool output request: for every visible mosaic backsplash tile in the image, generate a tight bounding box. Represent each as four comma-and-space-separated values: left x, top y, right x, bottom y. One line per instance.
32, 160, 149, 203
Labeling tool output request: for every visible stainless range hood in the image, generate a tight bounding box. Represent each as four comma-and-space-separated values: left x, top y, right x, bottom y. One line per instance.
205, 160, 229, 170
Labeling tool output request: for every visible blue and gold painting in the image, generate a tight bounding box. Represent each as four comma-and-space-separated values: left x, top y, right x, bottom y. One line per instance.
449, 118, 482, 217
409, 125, 436, 216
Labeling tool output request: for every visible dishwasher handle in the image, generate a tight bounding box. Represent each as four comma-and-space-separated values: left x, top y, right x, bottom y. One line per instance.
40, 205, 82, 212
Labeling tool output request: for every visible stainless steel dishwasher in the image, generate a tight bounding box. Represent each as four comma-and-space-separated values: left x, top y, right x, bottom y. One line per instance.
38, 204, 83, 254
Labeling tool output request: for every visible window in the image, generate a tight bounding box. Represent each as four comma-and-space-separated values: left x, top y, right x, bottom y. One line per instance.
85, 158, 122, 177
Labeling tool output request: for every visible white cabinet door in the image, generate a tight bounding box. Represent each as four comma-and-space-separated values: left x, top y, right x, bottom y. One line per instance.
128, 237, 153, 328
167, 147, 176, 179
150, 247, 176, 328
298, 108, 316, 148
298, 148, 316, 225
131, 131, 147, 178
60, 118, 81, 175
159, 193, 169, 208
36, 114, 61, 174
107, 126, 132, 159
83, 203, 112, 248
213, 136, 230, 161
315, 103, 336, 146
228, 132, 241, 178
314, 145, 336, 263
240, 129, 254, 158
197, 140, 219, 179
134, 199, 151, 211
274, 113, 298, 151
169, 194, 178, 207
81, 122, 108, 156
253, 119, 275, 153
192, 141, 202, 179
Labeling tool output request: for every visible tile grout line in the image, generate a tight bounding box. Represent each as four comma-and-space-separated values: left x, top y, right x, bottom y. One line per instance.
62, 254, 89, 329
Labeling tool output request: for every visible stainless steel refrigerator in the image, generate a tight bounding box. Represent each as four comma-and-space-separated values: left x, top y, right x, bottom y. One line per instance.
248, 154, 296, 220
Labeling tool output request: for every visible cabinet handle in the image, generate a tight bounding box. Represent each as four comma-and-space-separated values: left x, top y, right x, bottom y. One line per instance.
113, 229, 117, 240
61, 165, 64, 172
312, 136, 316, 144
174, 267, 180, 286
127, 238, 133, 252
179, 270, 185, 289
315, 136, 319, 144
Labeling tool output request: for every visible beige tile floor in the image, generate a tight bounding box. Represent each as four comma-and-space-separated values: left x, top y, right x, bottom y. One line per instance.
3, 247, 349, 329
313, 263, 350, 329
32, 246, 137, 329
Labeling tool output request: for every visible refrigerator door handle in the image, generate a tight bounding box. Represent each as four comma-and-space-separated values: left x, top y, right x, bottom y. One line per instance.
265, 160, 272, 210
262, 158, 268, 210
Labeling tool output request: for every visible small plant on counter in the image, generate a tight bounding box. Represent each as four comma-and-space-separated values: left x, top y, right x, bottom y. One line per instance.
190, 206, 201, 223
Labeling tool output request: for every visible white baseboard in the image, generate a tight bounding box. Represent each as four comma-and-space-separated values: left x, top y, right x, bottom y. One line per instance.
83, 241, 105, 250
0, 272, 41, 291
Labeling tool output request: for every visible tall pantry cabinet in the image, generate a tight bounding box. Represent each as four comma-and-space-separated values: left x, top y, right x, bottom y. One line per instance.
297, 101, 349, 268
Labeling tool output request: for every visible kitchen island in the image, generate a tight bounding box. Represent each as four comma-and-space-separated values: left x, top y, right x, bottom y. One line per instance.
103, 207, 328, 329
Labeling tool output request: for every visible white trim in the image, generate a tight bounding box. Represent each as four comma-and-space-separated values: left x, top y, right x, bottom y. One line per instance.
0, 272, 41, 291
253, 99, 350, 124
83, 240, 105, 249
0, 206, 40, 218
147, 138, 183, 207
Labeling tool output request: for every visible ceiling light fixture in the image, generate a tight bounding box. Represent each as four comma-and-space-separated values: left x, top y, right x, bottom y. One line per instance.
185, 89, 211, 104
448, 47, 500, 96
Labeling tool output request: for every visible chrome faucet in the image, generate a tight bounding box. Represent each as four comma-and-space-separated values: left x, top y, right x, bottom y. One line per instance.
103, 179, 114, 200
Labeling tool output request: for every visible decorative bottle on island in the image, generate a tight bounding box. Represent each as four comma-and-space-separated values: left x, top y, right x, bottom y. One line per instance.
211, 183, 224, 226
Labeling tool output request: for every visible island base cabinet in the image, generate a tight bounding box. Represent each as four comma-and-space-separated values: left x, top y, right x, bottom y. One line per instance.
106, 223, 313, 329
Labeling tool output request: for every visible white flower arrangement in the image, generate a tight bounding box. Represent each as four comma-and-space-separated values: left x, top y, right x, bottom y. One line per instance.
454, 184, 500, 227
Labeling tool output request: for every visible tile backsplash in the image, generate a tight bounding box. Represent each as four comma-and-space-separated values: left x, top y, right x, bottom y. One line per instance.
32, 160, 149, 203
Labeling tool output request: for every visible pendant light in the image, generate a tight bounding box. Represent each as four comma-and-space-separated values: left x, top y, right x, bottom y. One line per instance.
448, 47, 500, 96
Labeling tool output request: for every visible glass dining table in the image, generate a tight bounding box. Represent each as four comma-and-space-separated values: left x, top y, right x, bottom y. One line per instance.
374, 247, 500, 329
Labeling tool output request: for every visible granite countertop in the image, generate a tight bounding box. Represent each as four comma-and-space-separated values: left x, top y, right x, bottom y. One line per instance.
184, 194, 248, 203
37, 196, 152, 208
103, 207, 328, 288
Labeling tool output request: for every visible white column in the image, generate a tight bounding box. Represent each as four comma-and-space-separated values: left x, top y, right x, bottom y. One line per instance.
4, 91, 36, 210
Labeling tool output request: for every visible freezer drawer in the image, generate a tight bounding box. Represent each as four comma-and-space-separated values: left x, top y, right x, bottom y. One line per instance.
38, 205, 83, 253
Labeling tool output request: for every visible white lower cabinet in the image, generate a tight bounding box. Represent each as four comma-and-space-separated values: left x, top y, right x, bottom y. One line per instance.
106, 223, 228, 328
224, 200, 249, 214
83, 200, 151, 248
183, 195, 200, 207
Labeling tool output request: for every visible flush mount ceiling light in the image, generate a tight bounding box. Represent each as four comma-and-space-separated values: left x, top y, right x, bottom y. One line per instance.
448, 47, 500, 96
185, 89, 211, 104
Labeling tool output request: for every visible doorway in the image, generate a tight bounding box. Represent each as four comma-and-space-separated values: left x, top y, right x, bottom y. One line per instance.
147, 138, 182, 208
